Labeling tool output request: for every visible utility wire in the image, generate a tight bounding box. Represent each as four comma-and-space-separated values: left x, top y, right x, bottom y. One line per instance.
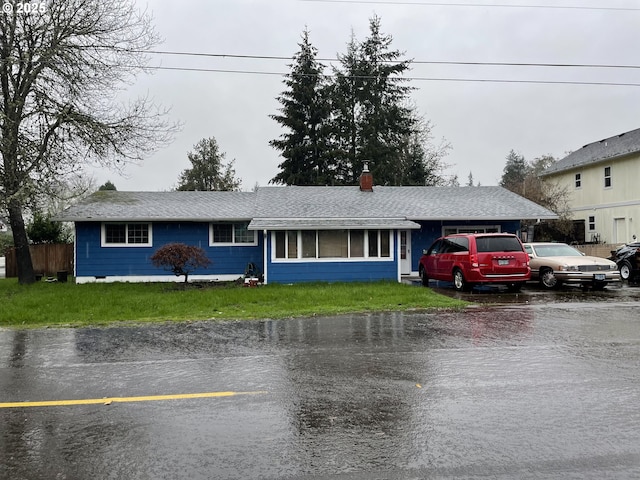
147, 50, 640, 71
151, 65, 640, 87
298, 0, 640, 12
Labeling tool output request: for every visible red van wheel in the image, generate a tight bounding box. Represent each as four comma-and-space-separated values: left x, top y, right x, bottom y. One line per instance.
419, 266, 429, 286
453, 269, 468, 291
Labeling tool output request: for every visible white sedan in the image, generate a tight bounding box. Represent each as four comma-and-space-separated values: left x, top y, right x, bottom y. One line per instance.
523, 242, 620, 290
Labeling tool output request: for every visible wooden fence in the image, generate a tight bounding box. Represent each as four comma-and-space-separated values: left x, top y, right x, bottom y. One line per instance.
5, 244, 74, 278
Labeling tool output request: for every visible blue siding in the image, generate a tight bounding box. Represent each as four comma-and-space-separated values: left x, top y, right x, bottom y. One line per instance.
265, 233, 398, 284
75, 222, 262, 278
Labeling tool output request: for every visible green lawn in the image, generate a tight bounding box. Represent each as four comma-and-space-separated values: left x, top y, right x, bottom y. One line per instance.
0, 279, 467, 328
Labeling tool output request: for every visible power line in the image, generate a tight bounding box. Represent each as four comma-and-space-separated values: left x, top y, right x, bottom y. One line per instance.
150, 65, 640, 87
298, 0, 640, 12
147, 50, 640, 71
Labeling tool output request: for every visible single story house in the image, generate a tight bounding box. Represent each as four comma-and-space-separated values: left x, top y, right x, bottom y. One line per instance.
57, 170, 557, 284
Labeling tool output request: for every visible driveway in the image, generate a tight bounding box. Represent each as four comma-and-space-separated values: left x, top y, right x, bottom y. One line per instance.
419, 277, 640, 304
1, 299, 640, 479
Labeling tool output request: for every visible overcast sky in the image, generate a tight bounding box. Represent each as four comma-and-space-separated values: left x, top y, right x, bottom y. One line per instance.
93, 0, 640, 191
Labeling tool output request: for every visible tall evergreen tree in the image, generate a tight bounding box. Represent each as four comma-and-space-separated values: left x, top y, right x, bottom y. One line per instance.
356, 15, 416, 185
329, 32, 363, 184
270, 29, 331, 185
176, 137, 241, 191
270, 16, 451, 188
500, 150, 528, 195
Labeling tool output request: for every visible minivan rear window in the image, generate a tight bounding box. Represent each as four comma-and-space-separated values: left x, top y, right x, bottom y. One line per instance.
476, 236, 523, 253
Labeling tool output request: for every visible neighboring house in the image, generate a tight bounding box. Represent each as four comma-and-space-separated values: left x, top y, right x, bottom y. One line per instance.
57, 171, 557, 284
541, 127, 640, 245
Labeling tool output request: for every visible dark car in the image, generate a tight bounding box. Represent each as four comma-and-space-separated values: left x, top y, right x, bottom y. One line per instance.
609, 242, 640, 281
418, 233, 530, 292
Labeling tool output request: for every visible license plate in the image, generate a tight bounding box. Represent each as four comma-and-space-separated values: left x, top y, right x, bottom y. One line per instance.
595, 274, 606, 281
498, 259, 510, 266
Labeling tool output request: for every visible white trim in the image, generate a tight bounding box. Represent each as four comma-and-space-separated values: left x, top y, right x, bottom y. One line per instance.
271, 229, 395, 262
571, 199, 640, 212
262, 229, 268, 284
209, 221, 258, 247
396, 230, 402, 282
101, 222, 153, 247
271, 257, 394, 264
74, 274, 241, 284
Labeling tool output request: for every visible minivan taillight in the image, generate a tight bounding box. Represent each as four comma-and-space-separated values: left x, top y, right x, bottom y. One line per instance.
470, 253, 479, 267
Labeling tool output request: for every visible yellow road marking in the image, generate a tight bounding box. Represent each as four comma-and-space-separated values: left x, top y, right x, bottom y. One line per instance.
0, 390, 267, 409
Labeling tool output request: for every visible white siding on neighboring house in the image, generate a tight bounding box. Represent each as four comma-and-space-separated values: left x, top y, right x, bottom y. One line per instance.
542, 129, 640, 245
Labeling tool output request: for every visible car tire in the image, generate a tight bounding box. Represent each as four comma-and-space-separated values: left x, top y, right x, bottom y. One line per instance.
452, 268, 469, 292
540, 268, 559, 289
619, 260, 632, 281
419, 266, 429, 286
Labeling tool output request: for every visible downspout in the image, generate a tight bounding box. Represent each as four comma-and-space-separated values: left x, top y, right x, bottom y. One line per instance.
263, 229, 268, 284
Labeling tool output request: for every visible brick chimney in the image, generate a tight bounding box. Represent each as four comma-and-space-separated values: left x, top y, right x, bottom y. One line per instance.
359, 162, 373, 192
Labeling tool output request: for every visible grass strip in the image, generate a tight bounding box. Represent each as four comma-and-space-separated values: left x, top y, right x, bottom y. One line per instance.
0, 279, 467, 328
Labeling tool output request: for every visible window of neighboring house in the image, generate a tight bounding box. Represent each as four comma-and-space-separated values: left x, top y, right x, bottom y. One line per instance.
210, 222, 257, 246
102, 223, 152, 247
274, 229, 392, 260
575, 173, 581, 188
604, 167, 612, 188
443, 226, 500, 236
588, 216, 596, 231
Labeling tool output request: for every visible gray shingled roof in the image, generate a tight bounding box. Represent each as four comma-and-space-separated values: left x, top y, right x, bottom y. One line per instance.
56, 190, 257, 221
253, 186, 556, 221
542, 127, 640, 176
57, 186, 557, 223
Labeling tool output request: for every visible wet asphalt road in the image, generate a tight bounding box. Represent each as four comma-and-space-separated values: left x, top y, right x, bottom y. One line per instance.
1, 284, 640, 479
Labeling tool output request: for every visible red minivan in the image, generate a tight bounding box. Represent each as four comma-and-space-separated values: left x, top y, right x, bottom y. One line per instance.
419, 233, 530, 292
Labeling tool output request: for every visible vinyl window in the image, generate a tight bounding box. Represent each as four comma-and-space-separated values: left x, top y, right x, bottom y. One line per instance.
604, 167, 612, 188
274, 229, 392, 260
102, 223, 152, 247
210, 222, 257, 246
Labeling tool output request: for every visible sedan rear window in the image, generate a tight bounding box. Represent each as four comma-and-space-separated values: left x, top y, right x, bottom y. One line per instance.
476, 236, 523, 253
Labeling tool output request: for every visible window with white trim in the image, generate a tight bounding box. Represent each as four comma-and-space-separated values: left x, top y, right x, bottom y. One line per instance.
604, 166, 612, 188
210, 222, 257, 246
274, 229, 392, 260
575, 173, 581, 188
102, 223, 152, 247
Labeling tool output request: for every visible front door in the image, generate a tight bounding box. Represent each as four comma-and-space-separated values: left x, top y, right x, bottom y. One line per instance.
400, 230, 412, 275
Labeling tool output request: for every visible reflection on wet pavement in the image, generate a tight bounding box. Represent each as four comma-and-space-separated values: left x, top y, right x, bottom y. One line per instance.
1, 299, 639, 479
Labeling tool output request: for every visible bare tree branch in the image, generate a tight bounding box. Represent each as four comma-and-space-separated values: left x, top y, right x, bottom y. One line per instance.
0, 0, 179, 283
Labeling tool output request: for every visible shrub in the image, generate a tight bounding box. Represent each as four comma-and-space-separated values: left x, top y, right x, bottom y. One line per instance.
0, 232, 13, 256
150, 243, 211, 283
27, 212, 71, 244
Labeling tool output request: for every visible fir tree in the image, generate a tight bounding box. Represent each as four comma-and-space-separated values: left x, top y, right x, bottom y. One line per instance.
270, 29, 331, 185
176, 137, 241, 191
356, 15, 416, 185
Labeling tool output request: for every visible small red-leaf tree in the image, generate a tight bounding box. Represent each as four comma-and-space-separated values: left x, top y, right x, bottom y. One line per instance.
150, 243, 212, 283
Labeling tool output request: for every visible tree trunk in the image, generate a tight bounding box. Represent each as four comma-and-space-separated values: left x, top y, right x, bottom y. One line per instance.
7, 199, 36, 284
